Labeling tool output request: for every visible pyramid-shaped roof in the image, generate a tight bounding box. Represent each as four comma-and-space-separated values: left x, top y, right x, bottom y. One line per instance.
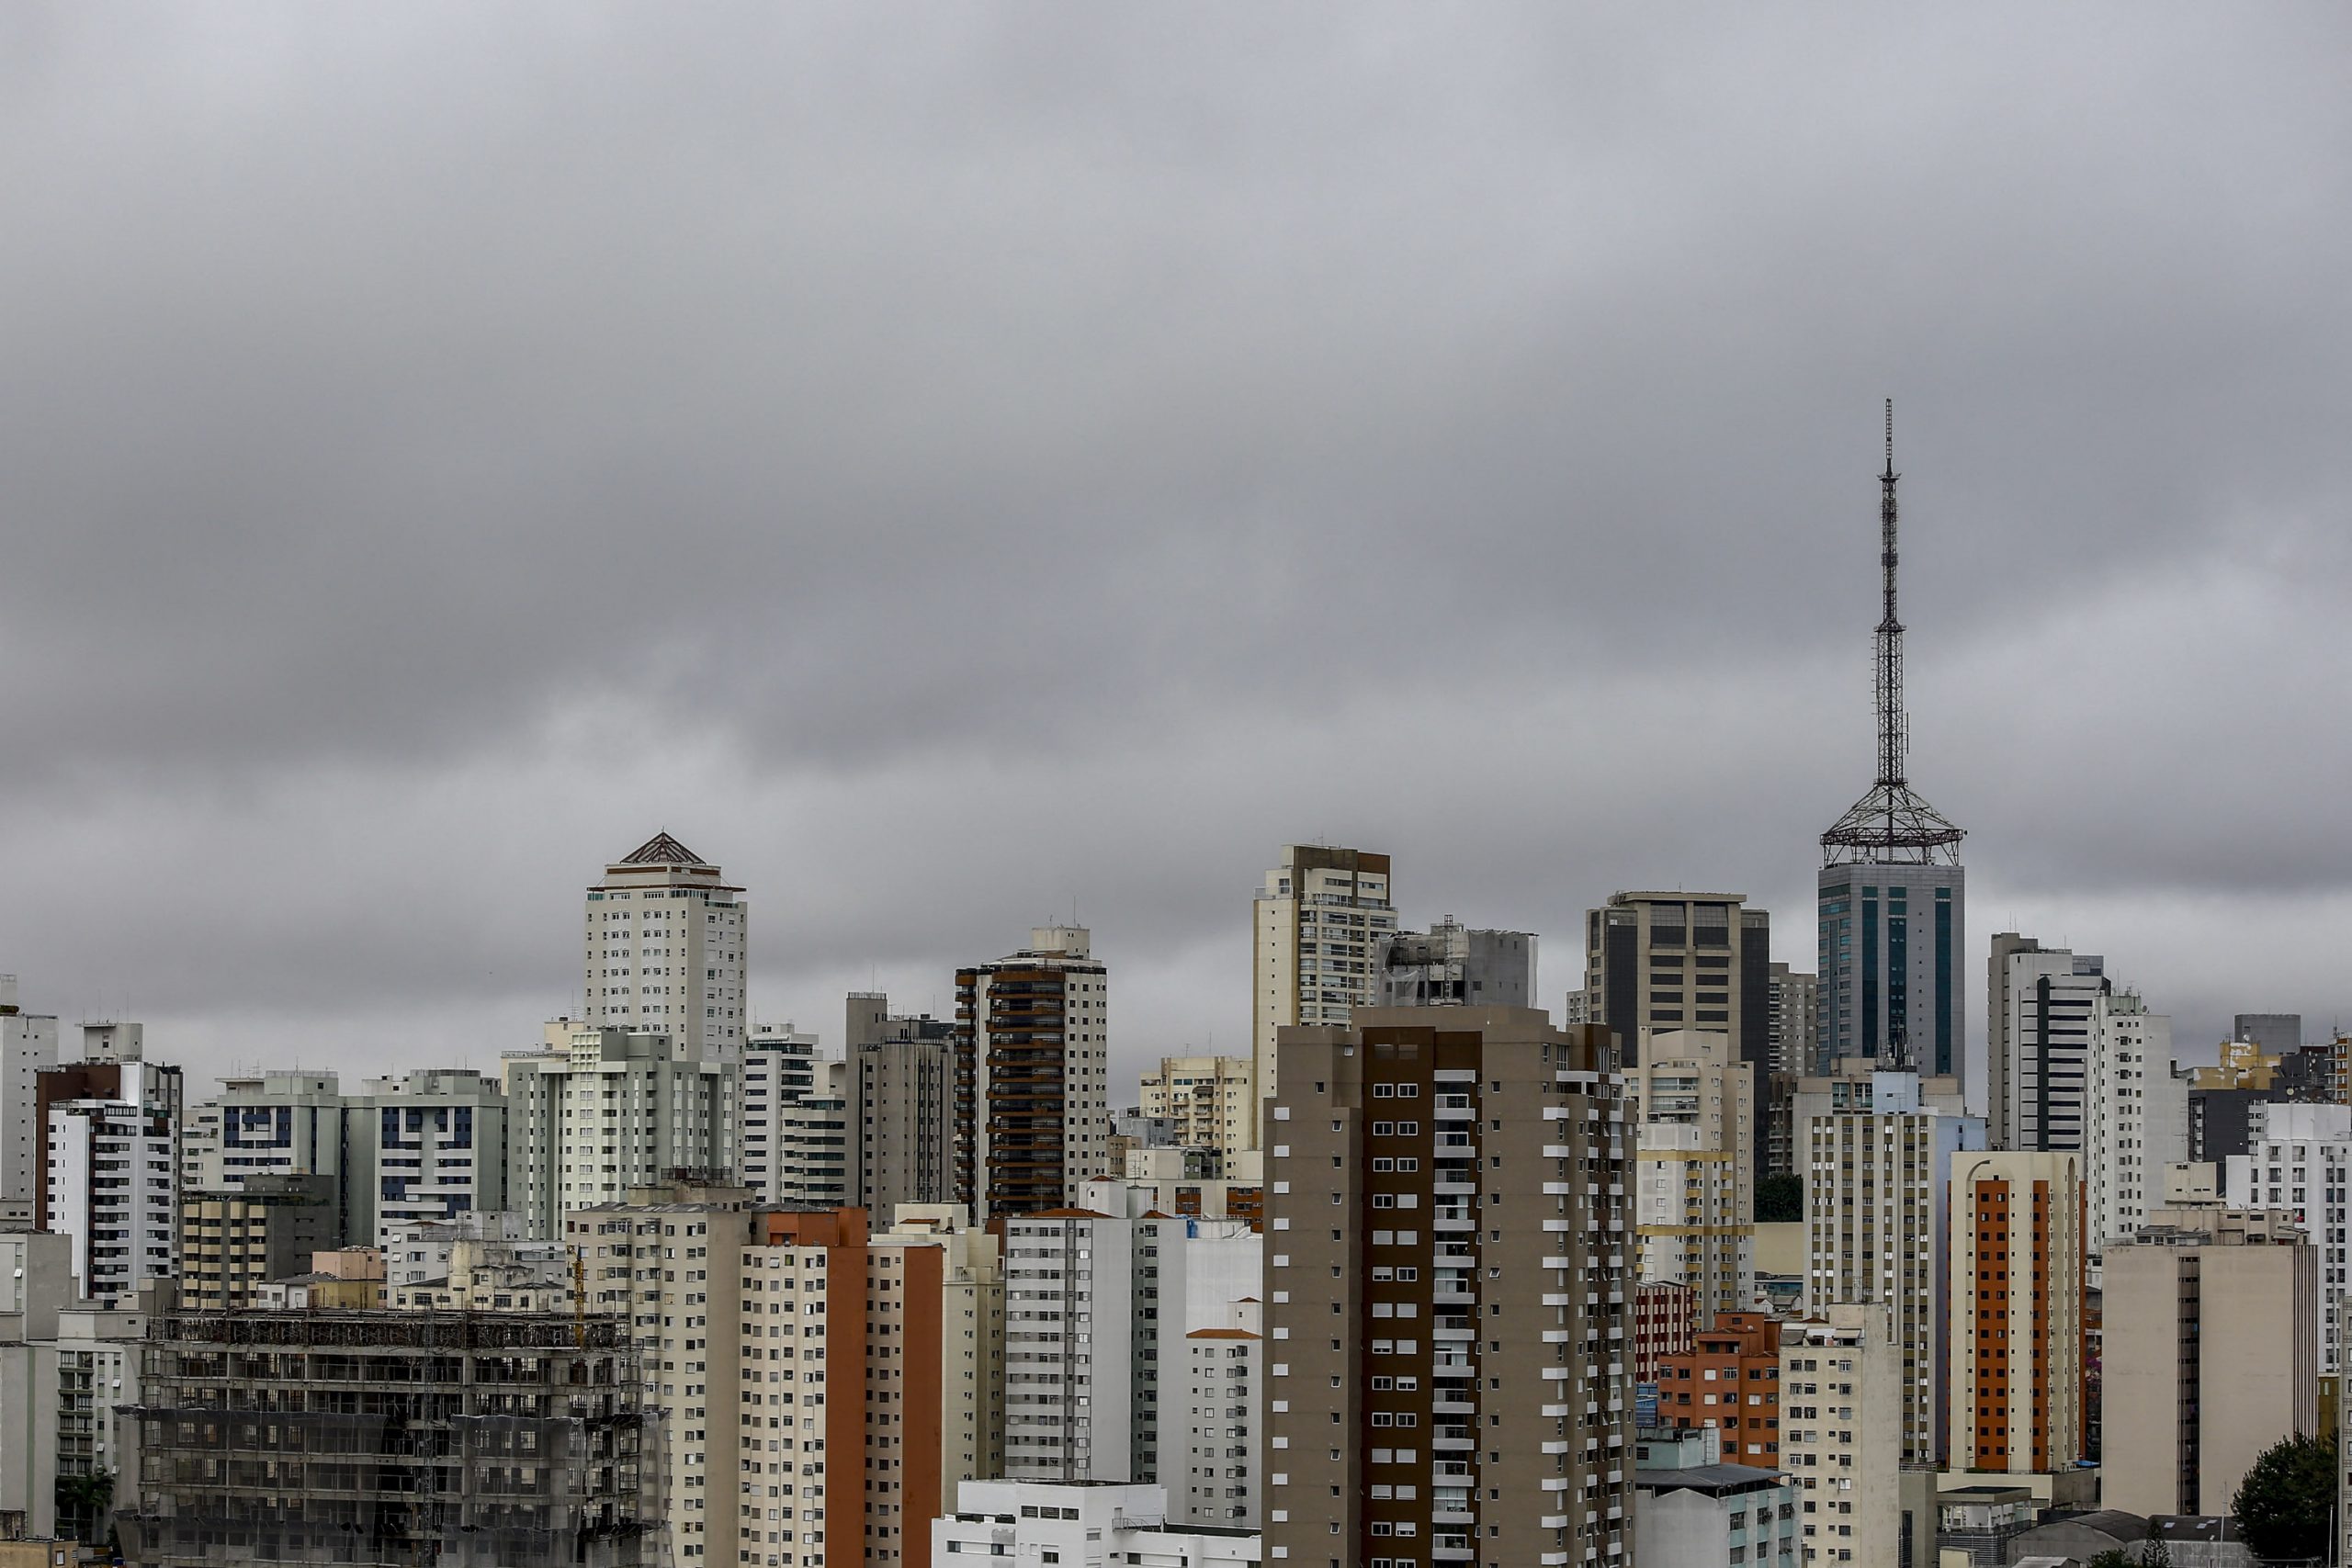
618, 831, 707, 866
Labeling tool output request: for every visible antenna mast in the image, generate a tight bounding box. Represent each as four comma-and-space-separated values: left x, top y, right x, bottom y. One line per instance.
1820, 399, 1964, 867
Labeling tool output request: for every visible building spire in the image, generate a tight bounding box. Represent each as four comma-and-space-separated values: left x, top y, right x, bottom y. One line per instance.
1821, 400, 1964, 867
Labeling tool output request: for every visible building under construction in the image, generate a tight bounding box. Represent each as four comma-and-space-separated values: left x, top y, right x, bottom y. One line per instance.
116, 1309, 660, 1567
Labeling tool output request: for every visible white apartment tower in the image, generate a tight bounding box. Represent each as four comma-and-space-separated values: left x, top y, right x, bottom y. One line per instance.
1250, 845, 1393, 1145
1000, 1208, 1261, 1505
503, 1022, 741, 1238
1801, 1066, 1985, 1466
45, 1070, 178, 1302
2095, 990, 2188, 1252
739, 1028, 820, 1204
584, 831, 748, 1055
2229, 1101, 2352, 1374
361, 1069, 509, 1249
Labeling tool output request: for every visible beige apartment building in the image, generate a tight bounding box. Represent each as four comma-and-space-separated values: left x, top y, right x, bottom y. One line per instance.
1250, 844, 1395, 1146
1137, 1055, 1256, 1153
1948, 1151, 2087, 1476
175, 1173, 335, 1313
1260, 1006, 1634, 1568
565, 1183, 1003, 1568
1779, 1304, 1902, 1568
1627, 1028, 1756, 1321
2104, 1203, 2318, 1517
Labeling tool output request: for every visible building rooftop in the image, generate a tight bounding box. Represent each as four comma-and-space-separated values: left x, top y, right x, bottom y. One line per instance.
1633, 1463, 1787, 1496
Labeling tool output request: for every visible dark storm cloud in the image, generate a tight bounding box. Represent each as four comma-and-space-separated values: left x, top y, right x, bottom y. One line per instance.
2, 4, 2349, 1088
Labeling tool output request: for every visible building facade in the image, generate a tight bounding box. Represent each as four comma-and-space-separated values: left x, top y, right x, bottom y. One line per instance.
1000, 1208, 1261, 1503
1138, 1055, 1256, 1156
502, 1023, 741, 1238
0, 978, 59, 1207
1376, 920, 1536, 1010
1250, 845, 1395, 1145
848, 995, 956, 1218
1948, 1150, 2087, 1475
363, 1068, 508, 1247
1260, 1007, 1634, 1568
176, 1173, 336, 1312
2103, 1203, 2317, 1518
1584, 892, 1771, 1076
738, 1028, 819, 1204
932, 1481, 1261, 1568
1800, 1065, 1984, 1465
582, 831, 747, 1055
1815, 867, 1964, 1081
952, 927, 1109, 1221
1656, 1312, 1783, 1469
119, 1310, 655, 1568
1778, 1305, 1901, 1568
2227, 1101, 2352, 1374
1628, 1029, 1756, 1322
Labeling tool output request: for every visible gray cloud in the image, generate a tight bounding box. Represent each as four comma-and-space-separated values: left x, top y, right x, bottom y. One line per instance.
2, 4, 2349, 1094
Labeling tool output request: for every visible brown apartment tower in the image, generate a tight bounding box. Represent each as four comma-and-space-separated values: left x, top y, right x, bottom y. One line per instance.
1261, 1006, 1634, 1568
953, 927, 1110, 1221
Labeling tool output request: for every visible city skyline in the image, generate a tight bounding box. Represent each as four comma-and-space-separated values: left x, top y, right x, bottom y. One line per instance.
6, 6, 2351, 1094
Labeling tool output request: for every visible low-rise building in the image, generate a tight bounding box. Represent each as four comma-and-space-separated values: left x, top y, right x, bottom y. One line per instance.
931, 1480, 1260, 1568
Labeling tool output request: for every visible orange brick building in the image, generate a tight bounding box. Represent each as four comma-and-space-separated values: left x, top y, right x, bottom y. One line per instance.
1657, 1311, 1781, 1465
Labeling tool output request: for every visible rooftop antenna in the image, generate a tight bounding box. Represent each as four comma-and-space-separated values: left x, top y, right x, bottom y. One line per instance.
1820, 399, 1965, 867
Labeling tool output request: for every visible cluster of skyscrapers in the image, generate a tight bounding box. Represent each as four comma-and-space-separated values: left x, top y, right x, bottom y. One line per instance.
1, 418, 2342, 1567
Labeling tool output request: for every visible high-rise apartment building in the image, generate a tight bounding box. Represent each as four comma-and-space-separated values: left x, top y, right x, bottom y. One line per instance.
44, 1061, 179, 1303
740, 1027, 820, 1204
2227, 1101, 2352, 1374
1800, 1063, 1984, 1465
2095, 989, 2187, 1252
192, 1070, 375, 1246
1250, 845, 1395, 1145
1778, 1304, 1901, 1568
1627, 1029, 1755, 1321
0, 977, 60, 1206
2103, 1202, 2317, 1518
362, 1068, 508, 1247
952, 927, 1108, 1221
1181, 1303, 1263, 1529
583, 831, 747, 1055
1000, 1208, 1260, 1509
1994, 944, 2106, 1153
1260, 1006, 1634, 1568
1817, 412, 1967, 1086
503, 1023, 741, 1238
567, 1186, 1005, 1568
1137, 1055, 1256, 1155
1767, 965, 1819, 1077
1377, 920, 1535, 1010
849, 995, 956, 1217
774, 1057, 854, 1208
1948, 1150, 2086, 1475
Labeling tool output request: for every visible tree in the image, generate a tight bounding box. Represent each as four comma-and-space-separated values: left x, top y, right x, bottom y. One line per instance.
2233, 1430, 2336, 1564
1755, 1174, 1803, 1224
54, 1468, 113, 1545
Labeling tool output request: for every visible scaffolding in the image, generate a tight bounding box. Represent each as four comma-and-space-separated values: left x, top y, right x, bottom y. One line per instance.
116, 1309, 664, 1567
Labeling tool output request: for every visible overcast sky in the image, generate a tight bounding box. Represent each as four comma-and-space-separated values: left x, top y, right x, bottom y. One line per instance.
5, 6, 2349, 1103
